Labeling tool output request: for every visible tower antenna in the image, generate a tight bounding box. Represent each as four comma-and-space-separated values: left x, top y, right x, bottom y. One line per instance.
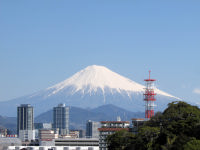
144, 71, 156, 119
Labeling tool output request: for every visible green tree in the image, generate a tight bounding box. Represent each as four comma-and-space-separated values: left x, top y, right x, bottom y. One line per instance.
126, 126, 160, 150
183, 138, 200, 150
106, 129, 134, 150
105, 101, 200, 150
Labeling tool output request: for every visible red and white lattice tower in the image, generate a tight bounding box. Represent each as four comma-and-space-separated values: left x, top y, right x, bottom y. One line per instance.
144, 71, 156, 119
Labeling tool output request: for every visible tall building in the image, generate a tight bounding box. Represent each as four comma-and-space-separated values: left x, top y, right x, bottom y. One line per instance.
86, 120, 100, 138
53, 103, 69, 135
17, 104, 35, 141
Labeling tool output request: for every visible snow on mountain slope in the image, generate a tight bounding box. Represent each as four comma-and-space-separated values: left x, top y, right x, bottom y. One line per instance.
46, 65, 177, 98
0, 65, 180, 116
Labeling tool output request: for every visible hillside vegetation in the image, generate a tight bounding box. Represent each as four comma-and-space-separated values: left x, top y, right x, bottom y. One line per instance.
107, 101, 200, 150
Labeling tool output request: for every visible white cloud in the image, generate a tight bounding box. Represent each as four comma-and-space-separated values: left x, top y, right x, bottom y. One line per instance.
193, 88, 200, 94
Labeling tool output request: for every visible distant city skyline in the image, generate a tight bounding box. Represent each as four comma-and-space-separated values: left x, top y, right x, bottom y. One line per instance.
0, 1, 200, 105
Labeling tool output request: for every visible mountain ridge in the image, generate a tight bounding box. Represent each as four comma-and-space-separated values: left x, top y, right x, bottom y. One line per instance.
0, 104, 144, 133
0, 65, 180, 116
35, 104, 144, 130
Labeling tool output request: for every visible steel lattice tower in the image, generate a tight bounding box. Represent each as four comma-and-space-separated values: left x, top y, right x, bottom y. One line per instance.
144, 71, 156, 119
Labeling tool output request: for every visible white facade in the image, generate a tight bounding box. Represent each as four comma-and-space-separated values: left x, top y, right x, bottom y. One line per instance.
39, 129, 58, 146
8, 146, 99, 150
19, 130, 35, 141
0, 138, 21, 150
40, 140, 55, 146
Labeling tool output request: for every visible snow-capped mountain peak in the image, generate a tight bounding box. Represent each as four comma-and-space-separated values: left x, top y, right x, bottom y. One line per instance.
47, 65, 177, 99
0, 65, 180, 116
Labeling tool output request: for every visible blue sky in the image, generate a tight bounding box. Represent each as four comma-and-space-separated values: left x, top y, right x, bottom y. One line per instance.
0, 0, 200, 104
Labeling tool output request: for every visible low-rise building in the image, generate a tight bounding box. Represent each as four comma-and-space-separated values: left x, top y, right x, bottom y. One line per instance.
0, 128, 7, 137
0, 138, 21, 150
75, 130, 85, 138
19, 130, 35, 142
69, 130, 80, 138
55, 138, 99, 147
8, 146, 99, 150
35, 123, 53, 138
39, 129, 58, 146
98, 121, 130, 150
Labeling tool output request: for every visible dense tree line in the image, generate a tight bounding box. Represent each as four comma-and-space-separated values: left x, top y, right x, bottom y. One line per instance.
106, 101, 200, 150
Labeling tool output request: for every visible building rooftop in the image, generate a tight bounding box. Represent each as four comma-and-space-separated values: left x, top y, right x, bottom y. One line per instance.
19, 104, 32, 107
132, 118, 145, 121
0, 138, 21, 144
56, 138, 99, 141
58, 103, 65, 107
98, 128, 129, 132
100, 121, 130, 123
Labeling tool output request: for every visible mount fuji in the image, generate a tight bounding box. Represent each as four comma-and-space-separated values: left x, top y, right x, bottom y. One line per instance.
0, 65, 180, 116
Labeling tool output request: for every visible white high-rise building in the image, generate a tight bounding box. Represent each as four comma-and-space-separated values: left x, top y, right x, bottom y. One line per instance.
53, 104, 69, 135
17, 104, 35, 141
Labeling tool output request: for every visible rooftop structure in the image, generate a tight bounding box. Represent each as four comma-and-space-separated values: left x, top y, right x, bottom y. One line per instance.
34, 123, 52, 130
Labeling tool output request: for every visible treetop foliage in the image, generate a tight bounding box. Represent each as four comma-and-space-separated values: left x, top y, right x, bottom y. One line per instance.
106, 101, 200, 150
